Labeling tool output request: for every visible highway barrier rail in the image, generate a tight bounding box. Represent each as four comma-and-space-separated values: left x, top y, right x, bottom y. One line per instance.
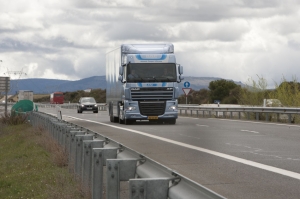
178, 105, 300, 123
56, 103, 300, 124
35, 103, 300, 123
28, 111, 225, 199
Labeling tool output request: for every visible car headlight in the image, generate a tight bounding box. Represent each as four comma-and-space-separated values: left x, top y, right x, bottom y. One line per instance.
168, 105, 177, 111
125, 106, 136, 111
94, 104, 98, 107
81, 105, 84, 107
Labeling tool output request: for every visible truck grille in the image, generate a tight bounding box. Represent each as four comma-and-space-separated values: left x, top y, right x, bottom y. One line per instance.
139, 101, 166, 116
131, 87, 173, 101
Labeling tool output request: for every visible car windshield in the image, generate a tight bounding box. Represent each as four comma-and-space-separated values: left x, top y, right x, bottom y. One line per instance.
81, 98, 96, 103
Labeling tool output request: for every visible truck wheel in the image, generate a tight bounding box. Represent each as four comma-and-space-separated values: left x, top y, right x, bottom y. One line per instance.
113, 117, 119, 123
168, 119, 176, 124
110, 115, 114, 122
125, 119, 134, 125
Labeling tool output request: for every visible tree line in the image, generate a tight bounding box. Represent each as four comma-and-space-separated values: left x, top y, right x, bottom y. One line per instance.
178, 77, 300, 107
33, 76, 300, 108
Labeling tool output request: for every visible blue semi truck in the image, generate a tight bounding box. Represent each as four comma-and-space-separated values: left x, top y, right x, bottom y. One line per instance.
106, 43, 184, 125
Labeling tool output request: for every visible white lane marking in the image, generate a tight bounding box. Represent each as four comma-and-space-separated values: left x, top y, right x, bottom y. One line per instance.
179, 134, 201, 140
196, 124, 209, 127
208, 118, 300, 128
227, 143, 300, 161
66, 115, 300, 180
241, 130, 259, 134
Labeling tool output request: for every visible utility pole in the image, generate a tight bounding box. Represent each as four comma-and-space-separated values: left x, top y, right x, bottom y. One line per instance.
4, 68, 27, 93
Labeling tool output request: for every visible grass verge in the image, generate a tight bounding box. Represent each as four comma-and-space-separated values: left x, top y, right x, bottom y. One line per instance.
0, 120, 89, 199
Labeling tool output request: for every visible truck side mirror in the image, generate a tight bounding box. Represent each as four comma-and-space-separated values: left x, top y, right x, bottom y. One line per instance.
119, 66, 123, 75
118, 75, 123, 82
178, 65, 183, 75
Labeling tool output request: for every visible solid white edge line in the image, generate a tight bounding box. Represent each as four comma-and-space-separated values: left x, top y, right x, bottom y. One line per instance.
66, 115, 300, 180
241, 130, 259, 134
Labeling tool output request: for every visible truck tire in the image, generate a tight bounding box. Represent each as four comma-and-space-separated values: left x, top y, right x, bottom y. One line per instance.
168, 119, 176, 124
125, 119, 134, 125
113, 117, 119, 123
110, 115, 114, 122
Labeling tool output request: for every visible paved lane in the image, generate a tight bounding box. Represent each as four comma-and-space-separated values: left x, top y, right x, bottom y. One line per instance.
38, 107, 300, 199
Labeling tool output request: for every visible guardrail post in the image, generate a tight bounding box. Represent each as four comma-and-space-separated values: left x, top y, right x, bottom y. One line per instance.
190, 110, 192, 117
57, 123, 67, 146
129, 178, 170, 199
82, 140, 104, 189
277, 113, 280, 122
288, 114, 292, 123
69, 131, 85, 172
202, 111, 205, 118
185, 109, 187, 116
209, 111, 211, 118
196, 110, 198, 118
92, 148, 118, 199
230, 112, 233, 119
65, 127, 79, 154
266, 113, 269, 121
247, 112, 250, 120
106, 159, 138, 199
75, 134, 94, 178
238, 112, 241, 119
256, 113, 259, 120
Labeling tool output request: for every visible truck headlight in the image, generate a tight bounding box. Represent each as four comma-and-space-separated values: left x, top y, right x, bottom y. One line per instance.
168, 105, 177, 111
125, 106, 136, 111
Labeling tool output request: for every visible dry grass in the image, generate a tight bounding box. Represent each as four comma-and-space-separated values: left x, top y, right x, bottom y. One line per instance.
0, 111, 28, 125
0, 119, 91, 199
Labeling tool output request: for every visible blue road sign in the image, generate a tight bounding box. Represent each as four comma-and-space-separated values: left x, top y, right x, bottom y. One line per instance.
183, 81, 190, 88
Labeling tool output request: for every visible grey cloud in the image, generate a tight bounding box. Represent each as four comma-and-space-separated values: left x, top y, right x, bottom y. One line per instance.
0, 38, 55, 53
238, 0, 282, 8
50, 58, 75, 75
288, 40, 300, 51
103, 22, 171, 41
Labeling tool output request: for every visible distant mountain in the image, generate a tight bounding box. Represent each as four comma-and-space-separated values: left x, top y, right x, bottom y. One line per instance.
7, 76, 106, 95
6, 76, 244, 95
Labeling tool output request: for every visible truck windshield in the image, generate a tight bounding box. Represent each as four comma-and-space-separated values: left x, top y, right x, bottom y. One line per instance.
126, 63, 176, 82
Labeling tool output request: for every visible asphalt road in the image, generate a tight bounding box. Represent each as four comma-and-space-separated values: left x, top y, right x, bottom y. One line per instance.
39, 107, 300, 199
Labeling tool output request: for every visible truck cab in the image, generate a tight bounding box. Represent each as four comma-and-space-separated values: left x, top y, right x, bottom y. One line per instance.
106, 44, 183, 125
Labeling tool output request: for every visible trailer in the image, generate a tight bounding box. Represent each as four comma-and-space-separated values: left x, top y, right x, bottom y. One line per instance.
18, 90, 33, 101
106, 43, 184, 125
50, 92, 64, 104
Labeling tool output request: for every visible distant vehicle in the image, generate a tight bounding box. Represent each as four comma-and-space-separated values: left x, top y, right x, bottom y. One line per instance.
50, 92, 64, 104
263, 99, 283, 107
106, 43, 184, 125
18, 90, 33, 101
77, 97, 98, 113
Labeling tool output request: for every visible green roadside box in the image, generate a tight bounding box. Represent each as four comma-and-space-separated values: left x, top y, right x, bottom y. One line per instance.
11, 100, 34, 115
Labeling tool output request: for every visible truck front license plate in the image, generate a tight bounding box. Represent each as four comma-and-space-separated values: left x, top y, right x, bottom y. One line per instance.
148, 116, 158, 120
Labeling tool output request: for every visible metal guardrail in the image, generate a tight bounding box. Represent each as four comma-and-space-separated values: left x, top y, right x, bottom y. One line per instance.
178, 105, 300, 123
28, 111, 225, 199
36, 103, 107, 111
35, 103, 300, 123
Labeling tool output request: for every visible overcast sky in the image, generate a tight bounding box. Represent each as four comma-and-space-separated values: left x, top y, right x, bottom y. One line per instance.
1, 0, 300, 87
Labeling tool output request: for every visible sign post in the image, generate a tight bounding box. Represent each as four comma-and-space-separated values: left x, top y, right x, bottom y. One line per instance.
0, 77, 10, 114
183, 81, 191, 104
